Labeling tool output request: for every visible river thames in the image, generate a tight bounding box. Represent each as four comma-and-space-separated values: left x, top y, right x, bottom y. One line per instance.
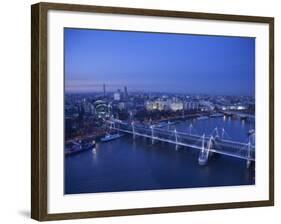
65, 116, 255, 194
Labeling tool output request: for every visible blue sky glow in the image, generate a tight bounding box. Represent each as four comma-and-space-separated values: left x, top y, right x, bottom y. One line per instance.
65, 28, 255, 96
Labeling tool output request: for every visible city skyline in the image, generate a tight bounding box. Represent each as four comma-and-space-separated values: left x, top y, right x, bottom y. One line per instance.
65, 28, 255, 96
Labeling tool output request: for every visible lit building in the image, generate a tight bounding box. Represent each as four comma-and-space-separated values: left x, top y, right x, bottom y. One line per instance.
220, 105, 247, 111
146, 99, 183, 111
199, 101, 215, 111
170, 102, 184, 111
118, 102, 126, 110
146, 100, 169, 111
114, 92, 121, 101
82, 99, 95, 115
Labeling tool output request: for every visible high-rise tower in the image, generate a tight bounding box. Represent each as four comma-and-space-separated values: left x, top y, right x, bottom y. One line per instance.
124, 86, 128, 100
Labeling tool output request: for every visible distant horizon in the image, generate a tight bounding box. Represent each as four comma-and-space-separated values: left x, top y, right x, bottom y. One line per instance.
65, 89, 255, 97
65, 28, 255, 96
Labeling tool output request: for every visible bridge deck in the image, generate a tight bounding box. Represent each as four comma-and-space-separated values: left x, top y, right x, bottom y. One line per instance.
109, 121, 255, 161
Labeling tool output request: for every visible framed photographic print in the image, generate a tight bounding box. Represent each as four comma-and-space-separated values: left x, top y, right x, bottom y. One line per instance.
31, 2, 274, 221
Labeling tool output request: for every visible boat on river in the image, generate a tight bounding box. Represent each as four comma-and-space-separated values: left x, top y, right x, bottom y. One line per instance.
65, 140, 96, 156
210, 113, 224, 118
197, 116, 209, 120
101, 133, 124, 142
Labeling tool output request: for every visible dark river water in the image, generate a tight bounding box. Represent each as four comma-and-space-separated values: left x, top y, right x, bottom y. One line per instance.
65, 116, 255, 194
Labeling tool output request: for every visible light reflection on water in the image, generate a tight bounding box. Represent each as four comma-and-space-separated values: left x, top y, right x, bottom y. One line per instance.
65, 117, 255, 194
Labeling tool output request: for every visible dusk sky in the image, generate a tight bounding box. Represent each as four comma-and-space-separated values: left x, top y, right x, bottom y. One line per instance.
64, 28, 255, 96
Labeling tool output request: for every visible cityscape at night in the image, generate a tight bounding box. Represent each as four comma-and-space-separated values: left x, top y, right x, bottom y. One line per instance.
64, 28, 255, 194
65, 90, 255, 141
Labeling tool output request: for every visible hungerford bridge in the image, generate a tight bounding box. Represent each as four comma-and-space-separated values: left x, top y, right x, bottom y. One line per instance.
107, 119, 255, 168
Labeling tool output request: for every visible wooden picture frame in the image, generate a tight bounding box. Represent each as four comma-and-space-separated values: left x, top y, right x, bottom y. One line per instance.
31, 2, 274, 221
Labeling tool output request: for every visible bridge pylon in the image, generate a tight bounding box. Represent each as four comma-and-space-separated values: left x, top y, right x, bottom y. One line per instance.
174, 129, 178, 150
214, 127, 220, 139
150, 125, 155, 144
246, 139, 252, 168
209, 135, 215, 157
189, 124, 193, 135
167, 121, 172, 130
198, 134, 214, 166
131, 121, 136, 139
221, 128, 225, 139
